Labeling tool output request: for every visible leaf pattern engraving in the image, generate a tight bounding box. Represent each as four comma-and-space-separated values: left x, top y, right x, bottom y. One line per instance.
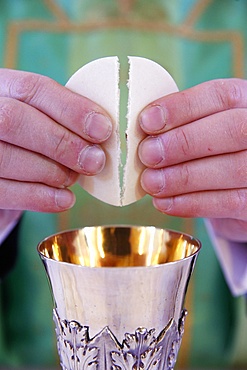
53, 309, 187, 370
167, 310, 187, 370
111, 328, 162, 369
53, 310, 98, 369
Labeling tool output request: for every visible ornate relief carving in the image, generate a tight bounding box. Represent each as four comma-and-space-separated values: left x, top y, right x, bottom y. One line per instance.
53, 309, 187, 369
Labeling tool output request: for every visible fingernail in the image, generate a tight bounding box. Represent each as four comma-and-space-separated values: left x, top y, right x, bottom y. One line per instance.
85, 112, 112, 141
139, 136, 165, 166
141, 169, 165, 195
153, 197, 173, 212
139, 104, 166, 132
63, 170, 78, 187
55, 189, 76, 209
78, 145, 105, 174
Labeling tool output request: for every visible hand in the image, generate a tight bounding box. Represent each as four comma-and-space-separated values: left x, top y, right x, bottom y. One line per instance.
138, 78, 247, 242
0, 69, 112, 212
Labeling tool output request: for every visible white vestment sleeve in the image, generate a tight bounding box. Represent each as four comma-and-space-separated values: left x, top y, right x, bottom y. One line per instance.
0, 210, 23, 245
205, 219, 247, 296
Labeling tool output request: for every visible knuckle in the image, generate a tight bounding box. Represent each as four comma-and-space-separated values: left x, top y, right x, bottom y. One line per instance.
57, 94, 77, 118
238, 112, 247, 141
56, 94, 93, 133
226, 109, 247, 147
175, 127, 192, 156
179, 91, 195, 118
57, 99, 83, 130
0, 98, 19, 139
53, 132, 69, 160
213, 79, 243, 109
8, 72, 42, 103
227, 189, 247, 216
0, 142, 10, 173
52, 130, 73, 163
25, 184, 55, 212
179, 163, 190, 187
28, 185, 60, 212
236, 152, 247, 184
57, 100, 71, 122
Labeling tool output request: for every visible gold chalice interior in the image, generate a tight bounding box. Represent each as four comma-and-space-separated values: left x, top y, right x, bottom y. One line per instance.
38, 225, 201, 268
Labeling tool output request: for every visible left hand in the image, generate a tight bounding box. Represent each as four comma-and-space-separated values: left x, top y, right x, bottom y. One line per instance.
138, 78, 247, 242
0, 69, 113, 213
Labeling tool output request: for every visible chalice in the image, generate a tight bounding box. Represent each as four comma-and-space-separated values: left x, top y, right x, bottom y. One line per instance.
38, 225, 201, 370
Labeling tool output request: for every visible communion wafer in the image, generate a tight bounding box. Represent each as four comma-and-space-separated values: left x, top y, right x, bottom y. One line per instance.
66, 56, 178, 206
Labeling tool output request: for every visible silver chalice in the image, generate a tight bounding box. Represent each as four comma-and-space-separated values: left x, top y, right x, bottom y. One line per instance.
38, 225, 201, 370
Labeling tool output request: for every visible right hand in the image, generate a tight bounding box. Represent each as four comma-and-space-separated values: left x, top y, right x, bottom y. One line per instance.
138, 78, 247, 242
0, 69, 113, 212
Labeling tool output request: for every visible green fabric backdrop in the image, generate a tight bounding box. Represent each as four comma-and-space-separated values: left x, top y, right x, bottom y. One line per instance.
0, 0, 246, 368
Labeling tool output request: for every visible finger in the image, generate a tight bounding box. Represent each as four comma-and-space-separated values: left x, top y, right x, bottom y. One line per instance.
0, 97, 106, 175
139, 78, 247, 134
141, 151, 247, 197
0, 68, 112, 143
152, 189, 247, 220
139, 108, 247, 168
0, 179, 75, 212
0, 141, 78, 187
